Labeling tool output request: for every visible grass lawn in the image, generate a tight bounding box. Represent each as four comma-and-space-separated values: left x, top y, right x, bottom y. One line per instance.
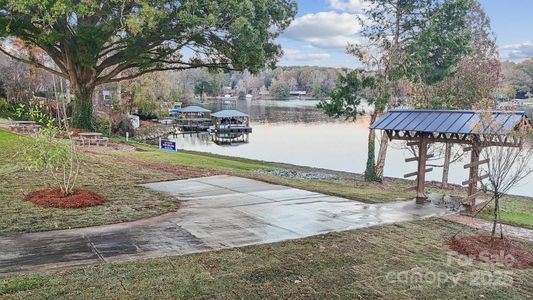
0, 129, 414, 234
1, 219, 531, 299
122, 142, 415, 203
477, 197, 533, 229
0, 130, 182, 234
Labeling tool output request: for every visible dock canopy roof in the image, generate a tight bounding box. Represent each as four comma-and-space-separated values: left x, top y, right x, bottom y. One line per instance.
211, 110, 249, 118
179, 105, 211, 113
370, 109, 529, 135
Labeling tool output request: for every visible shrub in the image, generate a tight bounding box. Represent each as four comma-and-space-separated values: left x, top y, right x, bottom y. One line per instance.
0, 97, 8, 111
20, 126, 80, 195
13, 99, 55, 126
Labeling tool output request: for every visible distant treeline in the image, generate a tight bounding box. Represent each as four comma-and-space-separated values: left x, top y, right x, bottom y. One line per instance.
174, 66, 342, 100
501, 58, 533, 99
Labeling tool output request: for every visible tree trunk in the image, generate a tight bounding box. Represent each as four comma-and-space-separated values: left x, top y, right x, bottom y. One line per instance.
375, 131, 389, 178
72, 86, 95, 129
442, 142, 452, 188
365, 113, 380, 182
491, 196, 499, 241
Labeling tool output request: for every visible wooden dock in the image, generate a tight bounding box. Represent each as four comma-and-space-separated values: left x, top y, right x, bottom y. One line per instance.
209, 126, 252, 134
175, 118, 212, 132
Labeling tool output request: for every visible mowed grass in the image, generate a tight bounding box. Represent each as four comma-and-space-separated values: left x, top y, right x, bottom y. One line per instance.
0, 130, 181, 234
1, 219, 532, 299
478, 197, 533, 229
123, 143, 415, 203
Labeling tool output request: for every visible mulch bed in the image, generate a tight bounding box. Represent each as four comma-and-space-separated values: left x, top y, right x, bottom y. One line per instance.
448, 236, 533, 269
25, 188, 106, 208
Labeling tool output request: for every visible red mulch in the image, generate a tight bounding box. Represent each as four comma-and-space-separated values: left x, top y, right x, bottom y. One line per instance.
448, 236, 533, 269
25, 188, 106, 209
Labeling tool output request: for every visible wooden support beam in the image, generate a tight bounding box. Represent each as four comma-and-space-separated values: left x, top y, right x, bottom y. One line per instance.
462, 190, 485, 205
467, 142, 481, 198
463, 146, 472, 152
405, 154, 434, 163
406, 140, 434, 147
404, 186, 417, 191
389, 134, 520, 147
416, 137, 430, 204
404, 168, 433, 178
464, 159, 490, 169
462, 173, 489, 186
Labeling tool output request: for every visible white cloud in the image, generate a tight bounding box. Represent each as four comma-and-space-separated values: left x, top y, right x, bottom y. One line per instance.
328, 0, 369, 13
500, 41, 533, 61
281, 11, 362, 50
282, 49, 331, 62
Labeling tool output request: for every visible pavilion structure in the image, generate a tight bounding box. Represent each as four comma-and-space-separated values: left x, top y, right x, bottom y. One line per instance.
370, 109, 532, 210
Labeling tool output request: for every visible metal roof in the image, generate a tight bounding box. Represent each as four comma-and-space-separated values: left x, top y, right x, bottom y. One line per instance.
211, 110, 249, 118
178, 105, 210, 113
370, 109, 527, 135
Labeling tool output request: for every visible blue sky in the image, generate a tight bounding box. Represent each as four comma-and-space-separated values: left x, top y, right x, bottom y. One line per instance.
278, 0, 533, 68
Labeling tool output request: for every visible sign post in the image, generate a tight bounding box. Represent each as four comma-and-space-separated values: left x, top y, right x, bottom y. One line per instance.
159, 138, 177, 152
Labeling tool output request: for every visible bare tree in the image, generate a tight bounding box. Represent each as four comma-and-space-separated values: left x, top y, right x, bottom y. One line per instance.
479, 132, 533, 241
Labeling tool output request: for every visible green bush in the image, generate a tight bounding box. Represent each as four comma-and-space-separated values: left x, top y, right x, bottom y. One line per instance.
92, 114, 113, 135
0, 97, 8, 111
13, 99, 55, 126
93, 113, 134, 137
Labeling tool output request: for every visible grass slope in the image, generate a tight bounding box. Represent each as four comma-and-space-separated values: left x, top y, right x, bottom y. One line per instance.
478, 197, 533, 229
123, 143, 415, 203
1, 219, 531, 299
0, 131, 181, 234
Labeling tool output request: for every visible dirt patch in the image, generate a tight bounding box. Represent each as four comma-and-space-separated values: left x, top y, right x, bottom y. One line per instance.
138, 161, 221, 179
117, 157, 221, 179
448, 236, 533, 269
80, 142, 136, 153
25, 188, 106, 208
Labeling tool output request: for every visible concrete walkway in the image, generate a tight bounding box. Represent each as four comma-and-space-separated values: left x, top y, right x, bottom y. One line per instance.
0, 175, 451, 275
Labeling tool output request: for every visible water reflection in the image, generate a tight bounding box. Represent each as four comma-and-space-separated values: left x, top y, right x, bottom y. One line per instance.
169, 100, 533, 197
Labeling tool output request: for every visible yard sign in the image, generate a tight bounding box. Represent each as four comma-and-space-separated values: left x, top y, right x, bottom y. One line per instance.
159, 138, 177, 152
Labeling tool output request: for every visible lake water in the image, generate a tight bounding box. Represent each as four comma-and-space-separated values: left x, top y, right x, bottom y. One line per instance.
169, 100, 533, 197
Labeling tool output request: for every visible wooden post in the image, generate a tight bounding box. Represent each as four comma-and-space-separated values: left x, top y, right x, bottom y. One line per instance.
466, 141, 480, 209
441, 142, 451, 188
416, 136, 429, 204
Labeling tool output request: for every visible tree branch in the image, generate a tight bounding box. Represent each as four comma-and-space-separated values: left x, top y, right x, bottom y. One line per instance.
100, 63, 237, 84
0, 46, 68, 79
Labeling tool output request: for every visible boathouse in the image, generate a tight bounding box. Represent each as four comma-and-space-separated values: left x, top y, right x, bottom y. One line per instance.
210, 110, 252, 134
175, 105, 212, 131
370, 109, 532, 210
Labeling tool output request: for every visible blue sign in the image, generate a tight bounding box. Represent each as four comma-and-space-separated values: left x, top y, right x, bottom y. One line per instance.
159, 139, 177, 152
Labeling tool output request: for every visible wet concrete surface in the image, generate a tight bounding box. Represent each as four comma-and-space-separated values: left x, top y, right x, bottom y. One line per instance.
0, 175, 452, 275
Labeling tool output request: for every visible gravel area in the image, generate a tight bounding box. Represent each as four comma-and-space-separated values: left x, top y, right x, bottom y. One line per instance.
253, 169, 338, 180
429, 193, 465, 212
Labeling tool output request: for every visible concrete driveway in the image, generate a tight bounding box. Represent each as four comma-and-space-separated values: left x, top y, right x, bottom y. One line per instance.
0, 175, 450, 275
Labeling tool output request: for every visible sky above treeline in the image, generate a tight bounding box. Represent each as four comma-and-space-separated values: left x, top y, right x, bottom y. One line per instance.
277, 0, 533, 68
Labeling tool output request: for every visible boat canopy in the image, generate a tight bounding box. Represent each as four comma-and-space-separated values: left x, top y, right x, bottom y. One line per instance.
211, 110, 249, 118
179, 105, 211, 113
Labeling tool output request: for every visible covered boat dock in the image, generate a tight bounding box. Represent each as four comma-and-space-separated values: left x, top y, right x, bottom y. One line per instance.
210, 110, 252, 134
175, 105, 212, 131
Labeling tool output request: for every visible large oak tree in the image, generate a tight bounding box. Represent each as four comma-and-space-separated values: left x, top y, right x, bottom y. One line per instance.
0, 0, 296, 128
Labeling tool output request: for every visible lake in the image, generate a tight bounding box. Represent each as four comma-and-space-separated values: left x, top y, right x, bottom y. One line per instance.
169, 99, 533, 197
